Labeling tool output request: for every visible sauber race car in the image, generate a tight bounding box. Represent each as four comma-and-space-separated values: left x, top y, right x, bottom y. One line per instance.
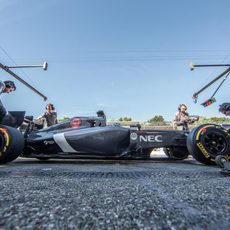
0, 111, 229, 165
0, 61, 229, 165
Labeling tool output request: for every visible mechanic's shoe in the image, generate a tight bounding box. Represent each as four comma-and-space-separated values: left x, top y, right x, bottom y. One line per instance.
220, 169, 230, 176
215, 155, 230, 176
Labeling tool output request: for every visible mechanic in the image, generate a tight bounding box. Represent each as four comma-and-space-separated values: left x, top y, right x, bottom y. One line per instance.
173, 104, 194, 131
96, 110, 106, 126
0, 80, 16, 123
36, 103, 58, 127
219, 103, 230, 116
97, 110, 106, 121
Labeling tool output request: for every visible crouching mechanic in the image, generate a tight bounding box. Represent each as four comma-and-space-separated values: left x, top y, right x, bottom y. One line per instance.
0, 80, 16, 123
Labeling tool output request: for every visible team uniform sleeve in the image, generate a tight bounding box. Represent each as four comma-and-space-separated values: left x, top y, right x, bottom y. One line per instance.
173, 112, 184, 126
0, 81, 5, 95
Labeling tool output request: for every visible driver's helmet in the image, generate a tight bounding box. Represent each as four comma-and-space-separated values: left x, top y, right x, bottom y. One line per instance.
4, 80, 16, 91
96, 110, 105, 118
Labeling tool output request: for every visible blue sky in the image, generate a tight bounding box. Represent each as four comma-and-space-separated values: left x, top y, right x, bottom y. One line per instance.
0, 0, 230, 121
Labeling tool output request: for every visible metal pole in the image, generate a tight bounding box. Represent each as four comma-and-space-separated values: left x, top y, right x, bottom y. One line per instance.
7, 65, 43, 68
6, 62, 48, 71
192, 67, 230, 99
190, 63, 230, 71
0, 62, 47, 101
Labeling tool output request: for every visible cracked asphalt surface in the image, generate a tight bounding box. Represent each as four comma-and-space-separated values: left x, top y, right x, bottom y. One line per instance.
0, 154, 229, 230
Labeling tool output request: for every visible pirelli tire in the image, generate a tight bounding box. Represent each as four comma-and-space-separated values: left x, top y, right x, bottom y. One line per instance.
0, 125, 24, 164
163, 147, 189, 160
187, 124, 230, 165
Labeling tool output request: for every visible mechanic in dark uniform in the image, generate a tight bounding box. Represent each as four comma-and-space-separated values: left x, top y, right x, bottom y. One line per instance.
96, 110, 106, 126
37, 103, 58, 127
97, 110, 106, 120
219, 103, 230, 116
0, 80, 16, 123
173, 104, 194, 131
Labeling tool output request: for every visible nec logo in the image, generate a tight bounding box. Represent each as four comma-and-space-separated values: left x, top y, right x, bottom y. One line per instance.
139, 135, 163, 142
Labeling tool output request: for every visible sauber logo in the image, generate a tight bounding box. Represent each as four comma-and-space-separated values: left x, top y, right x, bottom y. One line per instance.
130, 133, 138, 140
139, 135, 163, 143
44, 140, 55, 145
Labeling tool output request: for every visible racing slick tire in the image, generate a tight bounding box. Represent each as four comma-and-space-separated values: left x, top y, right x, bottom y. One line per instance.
0, 125, 24, 164
187, 124, 230, 165
163, 147, 189, 160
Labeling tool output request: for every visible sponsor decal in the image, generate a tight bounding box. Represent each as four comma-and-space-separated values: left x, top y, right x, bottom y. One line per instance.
53, 133, 76, 153
139, 135, 163, 143
44, 140, 55, 145
196, 124, 228, 141
130, 132, 138, 141
197, 142, 210, 159
223, 129, 230, 137
196, 127, 208, 141
0, 128, 10, 156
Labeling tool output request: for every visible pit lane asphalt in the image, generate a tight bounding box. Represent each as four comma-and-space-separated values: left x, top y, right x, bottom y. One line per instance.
0, 152, 229, 230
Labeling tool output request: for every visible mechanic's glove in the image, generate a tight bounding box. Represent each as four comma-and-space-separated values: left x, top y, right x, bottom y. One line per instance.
176, 121, 186, 126
181, 117, 190, 123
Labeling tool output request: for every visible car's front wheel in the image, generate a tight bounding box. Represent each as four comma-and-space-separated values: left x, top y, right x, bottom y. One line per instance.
163, 147, 189, 160
187, 124, 230, 165
141, 148, 153, 159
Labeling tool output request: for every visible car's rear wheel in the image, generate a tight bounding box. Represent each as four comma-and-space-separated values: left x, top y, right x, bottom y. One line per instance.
163, 147, 189, 160
141, 148, 153, 159
0, 125, 24, 164
187, 124, 230, 165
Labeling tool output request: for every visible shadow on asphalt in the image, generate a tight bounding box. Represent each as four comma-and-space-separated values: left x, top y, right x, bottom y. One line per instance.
7, 156, 209, 167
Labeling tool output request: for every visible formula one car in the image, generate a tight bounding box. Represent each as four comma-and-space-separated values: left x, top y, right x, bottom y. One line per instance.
1, 59, 229, 165
0, 111, 230, 165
